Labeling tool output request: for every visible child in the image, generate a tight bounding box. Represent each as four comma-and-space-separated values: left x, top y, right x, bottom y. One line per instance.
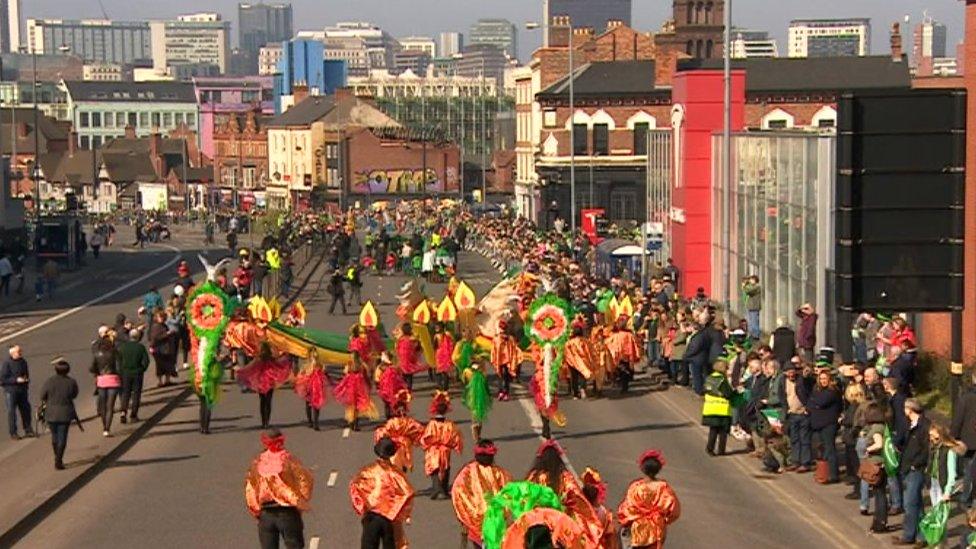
433, 323, 455, 391
333, 354, 378, 431
396, 323, 425, 390
376, 354, 408, 420
294, 352, 328, 431
373, 389, 424, 472
617, 450, 681, 548
420, 391, 463, 500
385, 252, 397, 276
491, 319, 519, 401
581, 467, 620, 549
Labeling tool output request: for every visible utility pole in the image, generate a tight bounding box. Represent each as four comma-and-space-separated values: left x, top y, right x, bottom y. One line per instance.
722, 0, 733, 323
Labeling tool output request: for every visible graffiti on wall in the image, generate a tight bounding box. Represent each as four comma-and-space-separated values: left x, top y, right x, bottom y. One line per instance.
352, 168, 443, 194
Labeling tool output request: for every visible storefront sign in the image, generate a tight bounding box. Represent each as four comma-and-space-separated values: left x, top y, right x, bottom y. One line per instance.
352, 168, 442, 194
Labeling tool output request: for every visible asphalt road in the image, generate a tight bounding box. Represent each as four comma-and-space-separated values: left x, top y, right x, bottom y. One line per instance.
10, 242, 893, 549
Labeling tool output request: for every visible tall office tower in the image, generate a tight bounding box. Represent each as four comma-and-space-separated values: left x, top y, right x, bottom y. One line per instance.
469, 18, 517, 60
239, 3, 293, 73
1, 0, 20, 53
439, 31, 463, 57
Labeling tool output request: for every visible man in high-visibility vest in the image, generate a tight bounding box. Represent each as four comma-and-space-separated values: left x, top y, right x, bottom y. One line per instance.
701, 360, 734, 457
265, 247, 281, 270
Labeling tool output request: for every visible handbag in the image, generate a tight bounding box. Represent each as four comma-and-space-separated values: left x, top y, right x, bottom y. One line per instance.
858, 459, 884, 486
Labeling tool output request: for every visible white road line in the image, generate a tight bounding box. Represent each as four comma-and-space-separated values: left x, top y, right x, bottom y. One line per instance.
309, 536, 320, 549
327, 471, 338, 487
0, 244, 182, 345
653, 390, 863, 549
515, 396, 580, 479
342, 428, 351, 439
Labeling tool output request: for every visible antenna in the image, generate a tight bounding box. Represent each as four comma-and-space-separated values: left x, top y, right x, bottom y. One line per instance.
97, 0, 110, 19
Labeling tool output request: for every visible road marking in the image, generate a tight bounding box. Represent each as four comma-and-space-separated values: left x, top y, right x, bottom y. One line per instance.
0, 245, 182, 345
653, 390, 863, 549
342, 428, 350, 439
309, 536, 320, 549
327, 471, 338, 487
515, 396, 580, 479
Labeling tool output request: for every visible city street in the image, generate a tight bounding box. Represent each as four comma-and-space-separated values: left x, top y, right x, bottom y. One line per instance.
7, 243, 887, 548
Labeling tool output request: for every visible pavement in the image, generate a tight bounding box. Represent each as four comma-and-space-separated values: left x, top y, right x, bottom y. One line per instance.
0, 238, 909, 549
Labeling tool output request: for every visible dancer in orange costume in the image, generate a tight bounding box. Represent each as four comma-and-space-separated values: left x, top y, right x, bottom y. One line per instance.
433, 323, 455, 391
376, 353, 408, 420
589, 320, 614, 396
451, 439, 513, 547
581, 467, 620, 549
617, 450, 681, 549
420, 391, 463, 500
525, 440, 604, 546
563, 323, 595, 400
333, 353, 378, 431
236, 342, 292, 429
491, 319, 520, 401
606, 315, 642, 394
374, 389, 424, 473
501, 507, 587, 549
244, 429, 314, 549
350, 437, 415, 549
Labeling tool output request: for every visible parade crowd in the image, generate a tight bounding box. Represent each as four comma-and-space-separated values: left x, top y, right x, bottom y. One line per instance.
5, 200, 976, 548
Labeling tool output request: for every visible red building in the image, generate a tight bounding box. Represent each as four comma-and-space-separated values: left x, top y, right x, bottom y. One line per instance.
212, 109, 270, 192
344, 127, 460, 201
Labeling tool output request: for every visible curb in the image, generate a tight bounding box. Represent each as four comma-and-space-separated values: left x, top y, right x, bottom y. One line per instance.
0, 246, 325, 544
0, 386, 193, 547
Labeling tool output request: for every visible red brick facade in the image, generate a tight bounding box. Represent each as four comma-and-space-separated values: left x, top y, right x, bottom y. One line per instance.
212, 110, 269, 190
345, 129, 460, 197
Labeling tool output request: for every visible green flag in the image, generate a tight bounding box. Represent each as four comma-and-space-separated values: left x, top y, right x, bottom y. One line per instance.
919, 501, 950, 546
882, 425, 900, 477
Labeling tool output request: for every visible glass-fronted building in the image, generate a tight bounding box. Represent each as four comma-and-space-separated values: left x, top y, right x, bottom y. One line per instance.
711, 132, 835, 344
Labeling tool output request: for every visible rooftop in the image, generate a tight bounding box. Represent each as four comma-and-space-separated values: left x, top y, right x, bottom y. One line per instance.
538, 60, 658, 98
63, 81, 197, 103
677, 56, 911, 93
266, 96, 337, 126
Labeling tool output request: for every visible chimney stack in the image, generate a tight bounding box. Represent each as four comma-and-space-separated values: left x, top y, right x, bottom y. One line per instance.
890, 22, 904, 62
17, 122, 28, 139
293, 82, 309, 105
124, 125, 136, 139
68, 131, 77, 155
335, 86, 354, 103
149, 132, 161, 163
607, 19, 624, 30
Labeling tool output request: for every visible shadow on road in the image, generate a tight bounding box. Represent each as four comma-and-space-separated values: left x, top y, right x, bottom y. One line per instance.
109, 454, 200, 468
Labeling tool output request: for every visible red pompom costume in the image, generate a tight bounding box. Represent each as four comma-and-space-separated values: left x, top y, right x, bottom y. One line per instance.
377, 363, 408, 419
434, 331, 455, 374
237, 355, 291, 395
333, 356, 378, 429
294, 358, 328, 411
396, 333, 425, 375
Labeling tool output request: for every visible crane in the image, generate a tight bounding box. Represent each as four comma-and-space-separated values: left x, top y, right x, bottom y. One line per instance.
96, 0, 110, 19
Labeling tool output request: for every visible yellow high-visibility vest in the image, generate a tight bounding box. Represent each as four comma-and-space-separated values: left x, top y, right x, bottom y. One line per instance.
702, 373, 732, 417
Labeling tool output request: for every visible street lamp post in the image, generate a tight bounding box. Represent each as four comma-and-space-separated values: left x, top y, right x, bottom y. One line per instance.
527, 21, 575, 233
722, 1, 733, 324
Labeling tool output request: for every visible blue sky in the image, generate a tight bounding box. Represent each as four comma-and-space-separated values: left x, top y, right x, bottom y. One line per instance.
27, 0, 965, 61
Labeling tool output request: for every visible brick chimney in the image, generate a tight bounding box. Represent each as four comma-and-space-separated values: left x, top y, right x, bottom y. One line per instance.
293, 82, 309, 105
574, 27, 595, 42
68, 131, 77, 155
607, 19, 624, 31
16, 122, 28, 139
890, 22, 904, 62
149, 132, 162, 176
124, 125, 136, 139
335, 86, 354, 103
550, 15, 572, 48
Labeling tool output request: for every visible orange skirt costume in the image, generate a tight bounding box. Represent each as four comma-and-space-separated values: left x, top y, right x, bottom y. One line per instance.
374, 416, 424, 472
525, 470, 603, 545
607, 329, 642, 366
420, 419, 463, 476
451, 462, 513, 544
491, 333, 520, 377
349, 459, 415, 549
501, 507, 588, 549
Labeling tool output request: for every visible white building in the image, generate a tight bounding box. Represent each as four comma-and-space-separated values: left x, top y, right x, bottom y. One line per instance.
258, 42, 283, 75
150, 13, 230, 74
513, 64, 541, 221
347, 67, 499, 99
788, 18, 870, 58
323, 22, 398, 76
399, 36, 436, 57
83, 63, 124, 81
1, 0, 20, 53
731, 29, 778, 59
439, 32, 463, 58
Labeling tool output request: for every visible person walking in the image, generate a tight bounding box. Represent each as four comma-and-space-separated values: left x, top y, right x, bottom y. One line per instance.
149, 310, 178, 386
741, 275, 762, 340
617, 449, 681, 549
328, 269, 347, 315
807, 369, 842, 484
244, 429, 314, 549
90, 334, 120, 437
0, 253, 13, 297
451, 439, 512, 547
894, 398, 930, 547
40, 359, 79, 470
702, 360, 734, 457
2, 345, 34, 439
346, 263, 363, 307
860, 402, 891, 533
350, 437, 416, 549
89, 231, 104, 259
116, 329, 150, 423
40, 259, 59, 301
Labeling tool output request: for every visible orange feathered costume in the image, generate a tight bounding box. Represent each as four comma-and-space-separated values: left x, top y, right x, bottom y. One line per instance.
374, 416, 425, 472
244, 437, 314, 518
420, 419, 463, 476
501, 507, 588, 549
617, 478, 681, 548
349, 459, 415, 549
451, 462, 513, 544
525, 469, 603, 545
563, 335, 595, 380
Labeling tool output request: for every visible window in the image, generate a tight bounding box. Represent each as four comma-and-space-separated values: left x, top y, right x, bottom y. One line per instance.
116, 112, 126, 127
572, 124, 588, 155
543, 110, 557, 128
593, 124, 609, 155
633, 122, 650, 155
105, 112, 115, 128
128, 112, 137, 127
151, 112, 161, 128
175, 112, 184, 125
162, 112, 173, 127
817, 119, 836, 128
79, 112, 90, 128
80, 136, 90, 148
767, 120, 788, 129
186, 113, 196, 127
139, 112, 149, 128
92, 136, 101, 149
706, 40, 714, 58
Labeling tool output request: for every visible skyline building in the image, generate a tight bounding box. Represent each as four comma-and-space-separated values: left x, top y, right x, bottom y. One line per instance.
469, 18, 517, 60
788, 18, 871, 58
239, 2, 293, 74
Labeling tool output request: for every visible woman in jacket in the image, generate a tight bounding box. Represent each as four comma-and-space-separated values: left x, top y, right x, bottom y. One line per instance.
40, 360, 78, 469
701, 360, 734, 456
860, 403, 889, 533
841, 383, 868, 495
928, 423, 966, 508
90, 334, 120, 437
149, 310, 178, 387
807, 370, 843, 483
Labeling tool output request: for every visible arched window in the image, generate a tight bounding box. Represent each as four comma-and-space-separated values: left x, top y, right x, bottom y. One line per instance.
697, 2, 704, 24
696, 40, 703, 58
706, 40, 714, 58
705, 2, 713, 24
687, 40, 694, 55
686, 2, 693, 24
